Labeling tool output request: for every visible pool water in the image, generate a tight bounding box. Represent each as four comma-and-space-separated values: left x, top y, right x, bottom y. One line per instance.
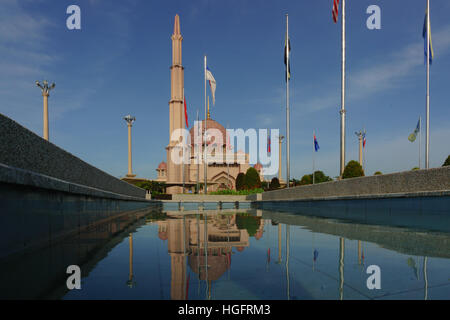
62, 208, 450, 300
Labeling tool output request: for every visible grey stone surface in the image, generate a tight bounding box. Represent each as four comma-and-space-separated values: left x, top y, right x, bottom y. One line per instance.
261, 166, 450, 201
0, 114, 144, 198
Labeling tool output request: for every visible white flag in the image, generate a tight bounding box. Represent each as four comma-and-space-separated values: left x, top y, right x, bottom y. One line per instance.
206, 66, 216, 105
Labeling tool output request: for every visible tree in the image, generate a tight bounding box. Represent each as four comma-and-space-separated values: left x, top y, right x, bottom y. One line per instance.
342, 160, 365, 179
443, 155, 450, 167
135, 180, 166, 194
245, 167, 261, 189
312, 171, 332, 183
298, 171, 332, 185
270, 177, 280, 189
374, 171, 382, 175
412, 167, 420, 171
236, 173, 246, 191
299, 174, 313, 185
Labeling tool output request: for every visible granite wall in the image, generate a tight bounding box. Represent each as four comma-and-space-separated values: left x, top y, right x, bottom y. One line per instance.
0, 113, 144, 198
261, 166, 450, 201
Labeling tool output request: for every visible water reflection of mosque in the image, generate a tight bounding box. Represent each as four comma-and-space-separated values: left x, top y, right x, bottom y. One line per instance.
157, 211, 264, 300
123, 210, 436, 300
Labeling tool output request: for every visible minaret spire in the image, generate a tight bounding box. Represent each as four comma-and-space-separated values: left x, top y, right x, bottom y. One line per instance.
173, 14, 181, 36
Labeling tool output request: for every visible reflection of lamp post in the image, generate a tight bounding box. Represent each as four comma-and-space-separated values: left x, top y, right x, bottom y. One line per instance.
124, 115, 136, 177
36, 80, 55, 141
126, 233, 136, 288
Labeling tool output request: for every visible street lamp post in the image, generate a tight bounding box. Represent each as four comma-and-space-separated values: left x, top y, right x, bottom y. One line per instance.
124, 115, 136, 178
36, 80, 55, 141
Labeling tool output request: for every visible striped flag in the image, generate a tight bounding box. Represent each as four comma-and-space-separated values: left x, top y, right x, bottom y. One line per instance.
267, 131, 271, 153
332, 0, 340, 23
363, 132, 366, 148
422, 8, 434, 64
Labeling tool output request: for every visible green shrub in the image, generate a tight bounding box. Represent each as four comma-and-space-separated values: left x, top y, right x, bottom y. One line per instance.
245, 167, 261, 189
236, 173, 246, 191
342, 160, 365, 179
443, 155, 450, 167
374, 171, 382, 175
270, 177, 280, 189
412, 167, 420, 171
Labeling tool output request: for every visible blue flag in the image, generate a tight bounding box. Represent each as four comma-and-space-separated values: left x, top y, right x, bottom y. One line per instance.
314, 134, 320, 152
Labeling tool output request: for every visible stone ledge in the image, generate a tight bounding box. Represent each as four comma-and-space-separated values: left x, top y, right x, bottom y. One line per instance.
0, 163, 152, 202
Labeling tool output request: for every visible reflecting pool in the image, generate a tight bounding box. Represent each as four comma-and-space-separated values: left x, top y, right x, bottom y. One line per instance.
56, 207, 450, 300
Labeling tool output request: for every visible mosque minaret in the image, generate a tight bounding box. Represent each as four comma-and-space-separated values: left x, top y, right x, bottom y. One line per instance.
158, 14, 262, 194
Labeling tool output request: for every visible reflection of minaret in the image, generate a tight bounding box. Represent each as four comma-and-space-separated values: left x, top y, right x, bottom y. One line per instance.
168, 218, 189, 300
166, 14, 185, 194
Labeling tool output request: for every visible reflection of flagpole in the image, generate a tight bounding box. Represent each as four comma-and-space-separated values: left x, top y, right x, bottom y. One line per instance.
285, 225, 290, 300
277, 224, 282, 264
182, 215, 186, 299
423, 256, 428, 300
425, 0, 430, 169
339, 237, 345, 300
204, 213, 209, 299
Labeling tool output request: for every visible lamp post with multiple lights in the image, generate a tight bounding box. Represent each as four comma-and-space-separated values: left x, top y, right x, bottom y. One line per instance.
124, 115, 136, 178
35, 80, 55, 141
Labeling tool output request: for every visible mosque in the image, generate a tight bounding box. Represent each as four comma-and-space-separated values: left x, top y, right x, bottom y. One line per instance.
156, 15, 263, 194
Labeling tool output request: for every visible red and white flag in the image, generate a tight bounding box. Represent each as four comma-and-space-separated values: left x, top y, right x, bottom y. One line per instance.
332, 0, 340, 23
184, 95, 188, 127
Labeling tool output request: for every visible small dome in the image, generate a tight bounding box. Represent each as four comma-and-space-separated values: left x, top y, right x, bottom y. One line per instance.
157, 161, 167, 170
189, 118, 227, 146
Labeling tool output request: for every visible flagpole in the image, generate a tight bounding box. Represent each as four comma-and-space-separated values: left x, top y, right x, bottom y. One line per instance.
313, 130, 315, 185
182, 88, 185, 194
425, 0, 430, 169
340, 0, 347, 178
419, 116, 422, 169
204, 55, 208, 194
196, 109, 200, 193
286, 14, 290, 188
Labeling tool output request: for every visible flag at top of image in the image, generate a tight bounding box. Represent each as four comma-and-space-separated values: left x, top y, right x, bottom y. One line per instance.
206, 66, 216, 105
332, 0, 340, 23
314, 133, 320, 152
423, 8, 434, 64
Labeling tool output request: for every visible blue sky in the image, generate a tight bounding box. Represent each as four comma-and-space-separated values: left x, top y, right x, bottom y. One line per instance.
1, 0, 449, 180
